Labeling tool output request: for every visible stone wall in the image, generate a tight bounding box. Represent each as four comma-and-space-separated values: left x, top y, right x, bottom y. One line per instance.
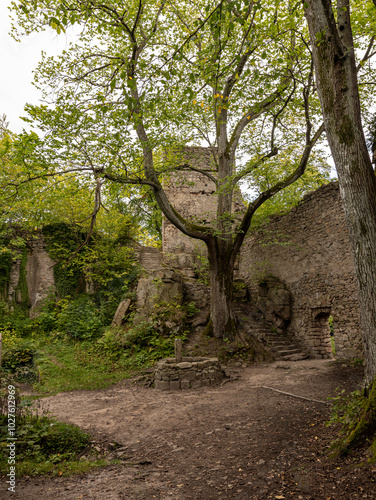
162, 146, 217, 275
160, 148, 362, 359
155, 357, 224, 390
26, 236, 56, 316
8, 234, 56, 316
239, 183, 361, 359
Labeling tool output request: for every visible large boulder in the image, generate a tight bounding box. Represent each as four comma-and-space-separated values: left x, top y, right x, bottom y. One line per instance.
135, 267, 184, 321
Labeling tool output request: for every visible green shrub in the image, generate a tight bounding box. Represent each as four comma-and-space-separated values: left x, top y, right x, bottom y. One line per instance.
186, 301, 199, 318
56, 295, 104, 340
34, 311, 58, 334
0, 412, 90, 470
12, 416, 90, 459
0, 375, 91, 474
2, 340, 36, 371
122, 321, 156, 349
0, 373, 21, 418
0, 314, 33, 338
93, 326, 125, 359
327, 388, 363, 434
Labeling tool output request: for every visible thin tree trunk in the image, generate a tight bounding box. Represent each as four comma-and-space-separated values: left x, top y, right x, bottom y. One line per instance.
305, 0, 376, 386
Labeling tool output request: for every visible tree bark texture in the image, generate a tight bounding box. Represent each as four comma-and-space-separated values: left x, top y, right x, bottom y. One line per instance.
207, 237, 237, 340
305, 0, 376, 385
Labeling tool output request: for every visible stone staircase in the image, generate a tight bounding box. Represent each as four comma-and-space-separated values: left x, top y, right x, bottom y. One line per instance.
261, 332, 309, 361
235, 304, 309, 361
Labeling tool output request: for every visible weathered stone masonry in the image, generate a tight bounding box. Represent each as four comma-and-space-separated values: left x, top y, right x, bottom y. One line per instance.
160, 150, 362, 359
239, 183, 362, 359
162, 146, 217, 276
8, 234, 55, 317
155, 357, 224, 390
6, 154, 363, 360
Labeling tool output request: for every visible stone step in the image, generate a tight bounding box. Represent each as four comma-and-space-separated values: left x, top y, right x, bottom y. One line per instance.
280, 352, 309, 361
268, 344, 300, 350
276, 348, 303, 355
262, 334, 309, 361
235, 312, 309, 361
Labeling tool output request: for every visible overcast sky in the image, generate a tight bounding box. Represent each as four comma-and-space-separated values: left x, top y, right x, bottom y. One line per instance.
0, 0, 72, 133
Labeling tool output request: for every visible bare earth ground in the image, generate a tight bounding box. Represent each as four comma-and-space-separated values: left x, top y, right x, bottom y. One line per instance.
2, 359, 376, 500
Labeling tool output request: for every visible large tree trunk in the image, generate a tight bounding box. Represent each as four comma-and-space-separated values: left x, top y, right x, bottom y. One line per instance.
305, 0, 376, 386
206, 238, 238, 340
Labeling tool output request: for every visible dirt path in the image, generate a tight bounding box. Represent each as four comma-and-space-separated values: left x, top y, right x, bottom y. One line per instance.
3, 359, 376, 499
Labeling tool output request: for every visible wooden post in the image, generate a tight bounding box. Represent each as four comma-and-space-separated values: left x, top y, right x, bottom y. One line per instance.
174, 338, 182, 363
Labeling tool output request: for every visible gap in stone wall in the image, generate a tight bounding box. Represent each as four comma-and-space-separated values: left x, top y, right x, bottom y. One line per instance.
310, 307, 333, 359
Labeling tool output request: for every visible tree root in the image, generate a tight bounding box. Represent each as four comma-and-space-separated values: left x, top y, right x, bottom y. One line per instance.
260, 385, 329, 405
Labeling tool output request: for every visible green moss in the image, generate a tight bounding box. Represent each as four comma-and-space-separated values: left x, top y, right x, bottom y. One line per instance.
15, 249, 30, 305
224, 317, 237, 342
203, 318, 213, 337
345, 382, 376, 451
329, 378, 376, 461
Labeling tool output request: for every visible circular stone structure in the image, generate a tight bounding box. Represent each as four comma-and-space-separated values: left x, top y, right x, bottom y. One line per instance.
155, 357, 225, 391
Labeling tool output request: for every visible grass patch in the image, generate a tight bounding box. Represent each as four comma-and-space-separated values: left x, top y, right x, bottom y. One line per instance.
0, 375, 119, 477
1, 297, 193, 394
32, 336, 152, 394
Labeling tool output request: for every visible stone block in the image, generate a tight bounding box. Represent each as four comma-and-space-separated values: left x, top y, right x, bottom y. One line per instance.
155, 380, 170, 391
177, 362, 193, 369
191, 380, 202, 389
111, 298, 131, 327
180, 381, 191, 390
181, 371, 196, 382
202, 359, 217, 368
170, 380, 181, 390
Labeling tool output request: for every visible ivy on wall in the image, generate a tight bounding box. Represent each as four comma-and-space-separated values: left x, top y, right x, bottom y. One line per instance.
0, 251, 12, 300
0, 222, 139, 326
41, 222, 140, 322
15, 248, 29, 305
0, 228, 27, 302
42, 223, 90, 298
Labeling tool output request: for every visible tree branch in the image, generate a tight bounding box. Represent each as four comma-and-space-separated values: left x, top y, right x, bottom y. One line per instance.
229, 75, 292, 159
102, 171, 159, 188
161, 163, 218, 186
231, 147, 279, 185
357, 36, 375, 71
3, 167, 94, 191
230, 120, 325, 264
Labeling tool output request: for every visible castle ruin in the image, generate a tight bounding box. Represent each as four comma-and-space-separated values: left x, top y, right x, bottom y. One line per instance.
5, 148, 363, 360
